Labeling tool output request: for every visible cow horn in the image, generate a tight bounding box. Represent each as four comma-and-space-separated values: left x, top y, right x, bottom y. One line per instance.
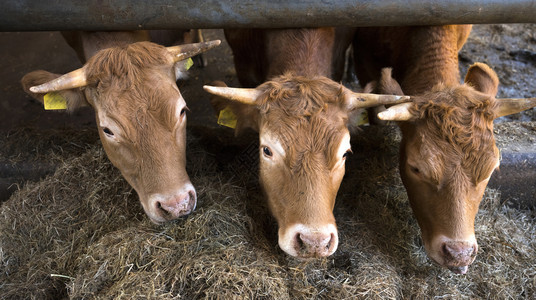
203, 85, 262, 105
494, 98, 536, 118
347, 92, 410, 110
377, 102, 414, 121
167, 40, 221, 63
29, 67, 87, 93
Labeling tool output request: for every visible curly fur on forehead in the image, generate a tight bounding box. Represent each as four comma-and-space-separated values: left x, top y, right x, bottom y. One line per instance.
257, 74, 350, 172
85, 41, 179, 141
85, 41, 174, 89
255, 74, 346, 116
285, 112, 349, 175
409, 84, 499, 184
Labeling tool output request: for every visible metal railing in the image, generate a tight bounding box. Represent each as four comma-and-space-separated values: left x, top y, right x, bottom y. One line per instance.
2, 0, 535, 31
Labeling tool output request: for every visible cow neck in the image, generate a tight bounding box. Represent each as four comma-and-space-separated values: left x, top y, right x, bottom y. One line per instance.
80, 31, 150, 61
401, 28, 462, 96
266, 28, 334, 79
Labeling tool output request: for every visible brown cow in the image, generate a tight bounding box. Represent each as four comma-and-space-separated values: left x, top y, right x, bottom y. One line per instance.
353, 26, 536, 274
21, 31, 220, 224
204, 28, 407, 258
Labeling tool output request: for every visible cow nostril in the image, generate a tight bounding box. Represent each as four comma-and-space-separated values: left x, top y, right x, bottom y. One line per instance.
188, 190, 195, 202
155, 201, 170, 215
442, 243, 450, 257
188, 190, 197, 210
325, 233, 334, 251
296, 233, 306, 252
470, 245, 477, 258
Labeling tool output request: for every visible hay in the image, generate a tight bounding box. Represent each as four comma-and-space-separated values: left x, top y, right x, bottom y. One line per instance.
0, 127, 101, 202
1, 124, 535, 299
0, 141, 141, 299
0, 127, 99, 164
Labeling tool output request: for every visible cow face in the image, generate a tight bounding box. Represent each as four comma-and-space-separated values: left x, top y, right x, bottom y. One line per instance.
22, 41, 220, 224
205, 75, 408, 258
379, 63, 506, 274
399, 116, 499, 274
258, 99, 351, 259
87, 66, 195, 225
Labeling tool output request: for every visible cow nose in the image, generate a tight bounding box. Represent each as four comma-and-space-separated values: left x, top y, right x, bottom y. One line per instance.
294, 230, 336, 258
441, 241, 477, 274
278, 224, 339, 258
155, 188, 197, 220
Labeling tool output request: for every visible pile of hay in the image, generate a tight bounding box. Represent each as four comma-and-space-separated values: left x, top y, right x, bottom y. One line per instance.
0, 127, 100, 202
0, 124, 535, 299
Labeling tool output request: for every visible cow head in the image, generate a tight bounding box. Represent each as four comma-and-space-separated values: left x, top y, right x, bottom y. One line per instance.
21, 40, 220, 224
378, 64, 536, 274
205, 75, 408, 258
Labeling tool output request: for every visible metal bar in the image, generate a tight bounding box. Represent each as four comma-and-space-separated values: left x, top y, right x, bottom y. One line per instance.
2, 0, 536, 31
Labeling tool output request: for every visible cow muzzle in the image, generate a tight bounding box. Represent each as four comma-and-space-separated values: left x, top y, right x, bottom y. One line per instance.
279, 224, 338, 259
145, 184, 197, 224
428, 235, 478, 275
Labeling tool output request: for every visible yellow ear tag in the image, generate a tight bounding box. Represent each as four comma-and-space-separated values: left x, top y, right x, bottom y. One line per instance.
44, 92, 68, 110
185, 58, 194, 70
217, 106, 237, 129
355, 109, 369, 126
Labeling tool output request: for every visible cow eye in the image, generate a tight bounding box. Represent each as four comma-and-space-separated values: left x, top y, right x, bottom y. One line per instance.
410, 166, 420, 174
343, 149, 353, 159
103, 127, 114, 137
262, 146, 273, 157
179, 106, 190, 117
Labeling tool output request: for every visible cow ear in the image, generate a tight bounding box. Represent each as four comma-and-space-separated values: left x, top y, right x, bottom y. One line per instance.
173, 59, 192, 81
464, 62, 499, 97
207, 81, 260, 135
377, 68, 404, 96
21, 70, 89, 113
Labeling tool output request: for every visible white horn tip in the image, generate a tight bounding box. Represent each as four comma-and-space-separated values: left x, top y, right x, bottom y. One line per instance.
203, 85, 221, 94
29, 86, 41, 93
203, 85, 214, 91
202, 40, 221, 49
377, 111, 389, 120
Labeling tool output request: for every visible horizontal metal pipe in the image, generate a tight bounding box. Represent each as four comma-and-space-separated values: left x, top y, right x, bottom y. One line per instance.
2, 0, 536, 31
